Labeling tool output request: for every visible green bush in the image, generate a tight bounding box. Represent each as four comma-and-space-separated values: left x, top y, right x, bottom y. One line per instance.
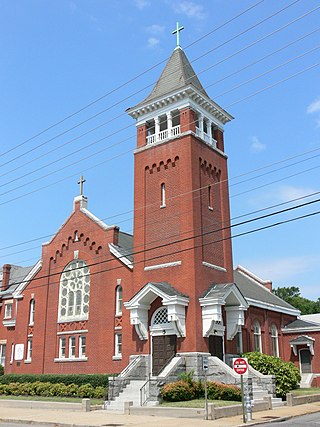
160, 378, 241, 402
0, 365, 4, 376
0, 374, 109, 388
244, 352, 301, 398
160, 380, 195, 402
0, 381, 106, 399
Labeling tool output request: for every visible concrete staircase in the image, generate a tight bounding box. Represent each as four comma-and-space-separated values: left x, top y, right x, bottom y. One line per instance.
107, 380, 145, 411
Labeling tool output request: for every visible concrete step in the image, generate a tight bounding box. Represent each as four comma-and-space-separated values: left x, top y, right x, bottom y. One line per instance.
107, 380, 145, 411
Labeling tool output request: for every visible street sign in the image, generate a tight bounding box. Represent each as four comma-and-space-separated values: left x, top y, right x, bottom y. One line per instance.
202, 355, 209, 371
233, 357, 248, 375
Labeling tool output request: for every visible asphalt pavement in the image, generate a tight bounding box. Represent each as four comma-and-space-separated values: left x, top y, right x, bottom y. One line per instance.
0, 401, 319, 427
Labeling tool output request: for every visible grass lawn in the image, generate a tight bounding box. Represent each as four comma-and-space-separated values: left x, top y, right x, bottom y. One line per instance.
291, 388, 320, 395
160, 399, 241, 408
0, 395, 103, 405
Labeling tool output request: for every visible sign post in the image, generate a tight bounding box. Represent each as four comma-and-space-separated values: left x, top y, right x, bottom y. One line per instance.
202, 355, 208, 420
233, 357, 248, 423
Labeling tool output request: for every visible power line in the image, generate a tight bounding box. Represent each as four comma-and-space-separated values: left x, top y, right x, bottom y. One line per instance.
8, 195, 320, 290
1, 5, 318, 184
0, 0, 266, 161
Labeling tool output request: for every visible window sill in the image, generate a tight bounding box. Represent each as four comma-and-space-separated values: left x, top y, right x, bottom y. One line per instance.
54, 357, 88, 363
160, 204, 166, 209
24, 359, 32, 364
208, 206, 213, 211
112, 355, 122, 361
2, 319, 16, 328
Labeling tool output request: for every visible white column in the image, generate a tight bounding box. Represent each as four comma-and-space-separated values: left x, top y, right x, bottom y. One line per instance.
154, 116, 160, 141
199, 114, 204, 139
207, 120, 212, 143
167, 111, 172, 136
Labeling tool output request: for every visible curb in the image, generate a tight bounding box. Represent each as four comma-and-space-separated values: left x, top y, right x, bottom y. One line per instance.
0, 419, 96, 427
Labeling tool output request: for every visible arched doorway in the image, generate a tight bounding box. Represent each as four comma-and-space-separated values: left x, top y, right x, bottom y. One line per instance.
150, 307, 177, 375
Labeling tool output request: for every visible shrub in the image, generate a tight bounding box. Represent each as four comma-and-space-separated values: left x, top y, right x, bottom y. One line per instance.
160, 378, 241, 402
244, 352, 301, 398
160, 380, 195, 402
0, 365, 4, 376
0, 381, 105, 399
0, 374, 109, 388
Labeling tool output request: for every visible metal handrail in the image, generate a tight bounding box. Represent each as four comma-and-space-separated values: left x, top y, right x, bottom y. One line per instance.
118, 355, 142, 378
140, 375, 151, 406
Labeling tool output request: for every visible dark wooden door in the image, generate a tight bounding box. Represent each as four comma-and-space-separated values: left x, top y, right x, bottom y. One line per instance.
300, 349, 312, 373
209, 335, 223, 360
152, 335, 177, 375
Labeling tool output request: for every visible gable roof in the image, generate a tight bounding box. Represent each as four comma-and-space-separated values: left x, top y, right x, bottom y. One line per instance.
0, 265, 35, 298
234, 266, 299, 315
283, 318, 320, 330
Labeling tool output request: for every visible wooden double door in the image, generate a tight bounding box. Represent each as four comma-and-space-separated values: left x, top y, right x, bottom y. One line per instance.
152, 335, 177, 376
209, 335, 224, 360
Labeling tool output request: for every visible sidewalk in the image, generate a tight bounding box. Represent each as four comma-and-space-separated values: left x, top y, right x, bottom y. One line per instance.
0, 401, 319, 427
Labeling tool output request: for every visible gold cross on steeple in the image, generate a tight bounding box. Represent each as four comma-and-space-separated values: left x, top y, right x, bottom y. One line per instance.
172, 22, 184, 48
78, 175, 86, 196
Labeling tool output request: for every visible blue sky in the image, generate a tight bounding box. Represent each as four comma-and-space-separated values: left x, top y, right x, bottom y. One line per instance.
1, 0, 320, 299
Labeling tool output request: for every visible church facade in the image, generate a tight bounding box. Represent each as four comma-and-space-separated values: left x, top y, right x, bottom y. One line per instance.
1, 42, 315, 380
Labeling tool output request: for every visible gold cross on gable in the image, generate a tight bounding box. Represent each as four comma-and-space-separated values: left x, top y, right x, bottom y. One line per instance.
172, 22, 184, 48
78, 175, 86, 196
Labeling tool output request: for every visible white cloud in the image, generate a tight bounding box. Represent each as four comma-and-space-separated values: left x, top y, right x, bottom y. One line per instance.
276, 185, 317, 202
243, 255, 320, 284
147, 37, 160, 48
146, 24, 165, 35
307, 98, 320, 114
250, 136, 266, 152
134, 0, 150, 9
173, 1, 205, 19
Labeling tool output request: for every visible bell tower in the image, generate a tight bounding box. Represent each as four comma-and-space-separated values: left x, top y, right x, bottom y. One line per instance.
126, 27, 235, 354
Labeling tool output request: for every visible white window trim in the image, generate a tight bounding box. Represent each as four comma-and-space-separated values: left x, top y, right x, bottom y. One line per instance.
25, 339, 32, 362
79, 336, 86, 359
114, 333, 122, 358
271, 324, 279, 357
4, 302, 13, 319
160, 183, 166, 208
59, 337, 66, 359
29, 299, 35, 326
69, 336, 76, 359
253, 320, 262, 353
115, 286, 123, 316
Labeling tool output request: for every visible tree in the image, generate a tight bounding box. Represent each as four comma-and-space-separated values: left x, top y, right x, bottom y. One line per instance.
273, 286, 320, 315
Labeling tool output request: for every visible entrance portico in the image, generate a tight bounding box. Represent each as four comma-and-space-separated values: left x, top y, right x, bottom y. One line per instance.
124, 282, 189, 375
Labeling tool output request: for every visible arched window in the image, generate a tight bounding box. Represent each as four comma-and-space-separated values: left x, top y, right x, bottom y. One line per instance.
58, 260, 90, 322
151, 307, 169, 327
208, 185, 213, 210
160, 183, 166, 208
29, 299, 35, 325
271, 324, 279, 357
253, 320, 262, 352
115, 285, 122, 316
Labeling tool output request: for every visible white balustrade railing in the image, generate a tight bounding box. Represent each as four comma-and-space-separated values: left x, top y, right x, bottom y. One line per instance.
146, 134, 156, 144
158, 129, 169, 141
171, 125, 180, 136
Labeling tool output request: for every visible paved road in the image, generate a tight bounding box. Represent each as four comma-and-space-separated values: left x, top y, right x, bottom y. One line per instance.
0, 424, 49, 427
258, 411, 320, 426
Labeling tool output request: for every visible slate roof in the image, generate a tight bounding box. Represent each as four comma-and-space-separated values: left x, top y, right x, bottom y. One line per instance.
130, 47, 209, 110
148, 282, 188, 298
234, 269, 297, 311
283, 319, 320, 330
0, 265, 34, 298
117, 231, 134, 262
200, 283, 236, 299
289, 335, 315, 344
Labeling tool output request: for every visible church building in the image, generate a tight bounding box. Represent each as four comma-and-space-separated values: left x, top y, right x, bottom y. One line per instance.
1, 28, 316, 387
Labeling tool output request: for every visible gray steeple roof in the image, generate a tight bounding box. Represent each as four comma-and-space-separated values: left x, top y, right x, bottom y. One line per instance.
133, 47, 208, 109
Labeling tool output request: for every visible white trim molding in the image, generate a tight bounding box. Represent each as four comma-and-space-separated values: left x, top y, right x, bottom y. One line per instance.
109, 244, 133, 270
144, 261, 182, 271
124, 283, 189, 340
202, 262, 226, 272
12, 260, 42, 299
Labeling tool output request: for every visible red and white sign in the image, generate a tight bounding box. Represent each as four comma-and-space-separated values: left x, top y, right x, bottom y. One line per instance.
233, 357, 248, 375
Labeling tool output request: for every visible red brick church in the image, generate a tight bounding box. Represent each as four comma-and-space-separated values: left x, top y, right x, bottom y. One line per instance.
0, 35, 318, 387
